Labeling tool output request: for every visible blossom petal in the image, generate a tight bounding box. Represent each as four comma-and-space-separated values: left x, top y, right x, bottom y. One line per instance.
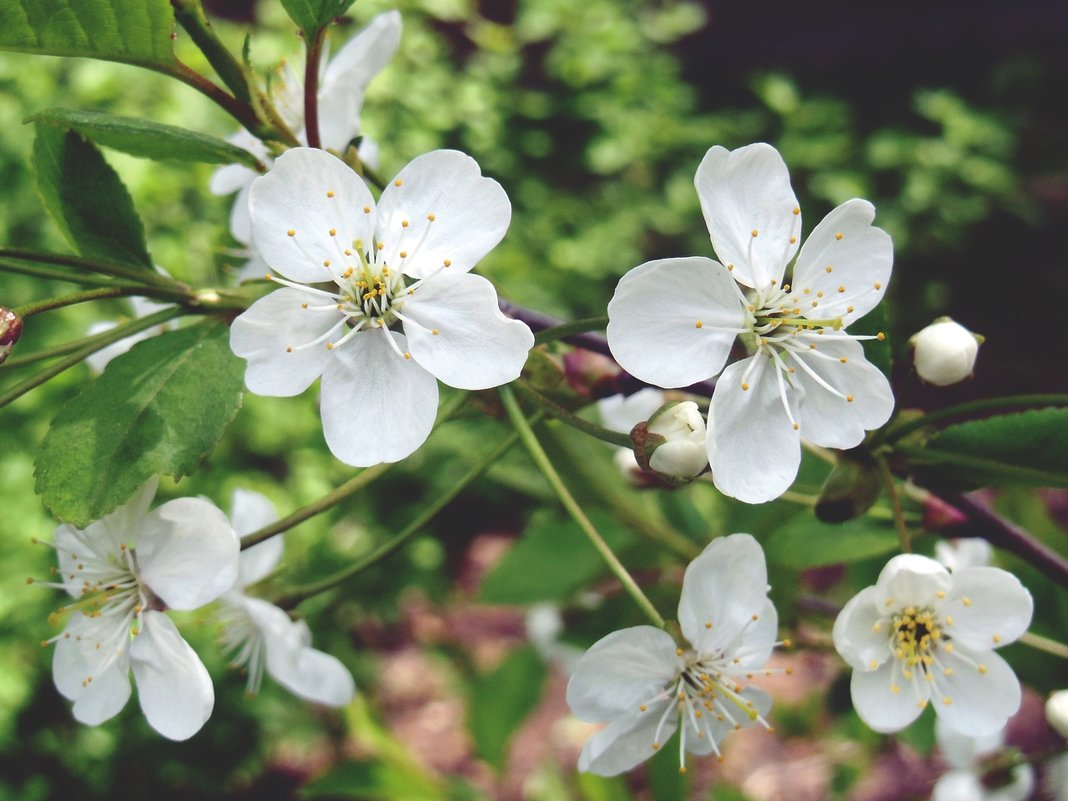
935, 714, 1003, 768
269, 622, 356, 708
320, 329, 439, 466
599, 389, 666, 434
229, 288, 339, 397
932, 770, 984, 801
607, 257, 746, 388
250, 148, 376, 284
790, 338, 894, 449
941, 567, 1033, 651
375, 150, 510, 279
130, 611, 214, 741
694, 143, 800, 289
678, 533, 769, 653
874, 555, 952, 611
317, 11, 402, 151
708, 356, 801, 504
228, 183, 253, 244
566, 626, 679, 722
402, 272, 533, 389
932, 647, 1021, 737
792, 199, 892, 327
71, 660, 132, 726
137, 498, 239, 611
577, 704, 674, 776
850, 658, 929, 733
684, 686, 772, 755
53, 614, 130, 701
832, 586, 889, 672
231, 489, 282, 588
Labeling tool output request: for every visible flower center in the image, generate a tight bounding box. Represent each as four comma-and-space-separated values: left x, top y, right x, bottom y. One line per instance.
891, 605, 943, 669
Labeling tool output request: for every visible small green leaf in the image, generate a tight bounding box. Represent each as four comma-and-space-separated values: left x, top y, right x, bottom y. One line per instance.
764, 513, 899, 569
30, 108, 264, 169
33, 126, 152, 268
910, 407, 1068, 489
279, 0, 357, 33
479, 510, 635, 604
468, 646, 547, 771
0, 0, 176, 66
35, 321, 245, 526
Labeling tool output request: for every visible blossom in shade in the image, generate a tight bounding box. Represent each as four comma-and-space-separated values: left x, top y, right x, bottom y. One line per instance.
911, 317, 981, 386
85, 295, 175, 373
42, 479, 239, 740
932, 717, 1034, 801
229, 147, 533, 466
832, 553, 1032, 736
566, 534, 780, 776
607, 142, 894, 504
218, 489, 355, 706
598, 388, 666, 482
935, 538, 992, 573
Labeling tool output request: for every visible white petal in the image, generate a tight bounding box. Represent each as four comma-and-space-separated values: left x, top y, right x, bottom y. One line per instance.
566, 626, 679, 722
231, 489, 282, 588
678, 533, 769, 653
577, 705, 673, 776
71, 660, 132, 726
790, 337, 894, 449
935, 714, 1003, 768
874, 554, 952, 610
229, 288, 339, 397
942, 567, 1033, 651
932, 647, 1021, 737
606, 257, 746, 388
229, 183, 253, 244
250, 148, 376, 284
850, 658, 929, 733
53, 614, 130, 701
402, 271, 533, 388
934, 538, 992, 572
791, 199, 893, 326
130, 612, 214, 741
320, 329, 439, 466
273, 642, 356, 707
210, 162, 257, 197
598, 389, 666, 434
684, 685, 772, 755
932, 770, 984, 801
708, 356, 801, 504
694, 143, 800, 289
832, 586, 890, 672
136, 498, 239, 610
375, 150, 510, 279
317, 11, 402, 150
730, 598, 779, 669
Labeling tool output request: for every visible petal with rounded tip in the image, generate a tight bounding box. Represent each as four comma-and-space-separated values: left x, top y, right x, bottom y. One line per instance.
708, 356, 801, 504
130, 611, 214, 741
598, 389, 666, 434
941, 567, 1033, 650
250, 148, 376, 284
607, 257, 746, 388
231, 489, 282, 588
932, 770, 984, 801
71, 661, 132, 726
850, 658, 929, 733
832, 586, 889, 672
53, 614, 131, 701
874, 555, 951, 610
932, 647, 1021, 737
137, 498, 239, 610
577, 703, 674, 776
403, 272, 533, 389
230, 288, 339, 397
566, 626, 678, 722
375, 150, 510, 279
791, 199, 892, 326
320, 329, 439, 466
695, 143, 800, 289
272, 642, 356, 707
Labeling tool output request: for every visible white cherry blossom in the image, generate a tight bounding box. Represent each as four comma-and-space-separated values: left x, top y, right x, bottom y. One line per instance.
85, 295, 176, 373
218, 489, 355, 706
832, 553, 1032, 736
932, 717, 1034, 801
41, 479, 239, 740
598, 388, 665, 482
607, 142, 894, 503
230, 147, 533, 466
912, 317, 981, 386
566, 534, 780, 776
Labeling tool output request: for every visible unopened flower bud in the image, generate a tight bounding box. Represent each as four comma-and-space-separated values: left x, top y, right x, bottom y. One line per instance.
631, 401, 708, 484
1047, 690, 1068, 738
0, 308, 23, 365
910, 317, 982, 386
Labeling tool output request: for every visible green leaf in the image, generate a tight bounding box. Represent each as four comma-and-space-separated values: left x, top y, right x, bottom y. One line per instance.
478, 509, 636, 604
33, 126, 152, 269
278, 0, 357, 33
0, 0, 176, 67
30, 108, 264, 169
468, 646, 547, 771
764, 513, 899, 569
35, 321, 245, 526
301, 760, 444, 800
910, 407, 1068, 489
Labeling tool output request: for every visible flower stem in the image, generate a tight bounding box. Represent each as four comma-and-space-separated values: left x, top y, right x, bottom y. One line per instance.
499, 384, 666, 628
303, 25, 327, 150
0, 250, 183, 289
513, 380, 633, 448
0, 258, 125, 287
1019, 631, 1068, 660
13, 287, 143, 319
877, 456, 911, 553
0, 307, 183, 408
273, 414, 540, 608
170, 0, 252, 104
880, 394, 1068, 444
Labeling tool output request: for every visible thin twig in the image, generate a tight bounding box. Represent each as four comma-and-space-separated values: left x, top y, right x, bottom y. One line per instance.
303, 26, 327, 150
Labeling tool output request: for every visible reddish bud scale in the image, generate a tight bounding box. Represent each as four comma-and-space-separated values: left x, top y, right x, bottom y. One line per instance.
0, 308, 23, 365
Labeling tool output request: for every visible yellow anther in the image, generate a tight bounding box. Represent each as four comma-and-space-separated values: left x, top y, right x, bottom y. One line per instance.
838, 285, 846, 293
890, 684, 901, 694
978, 664, 987, 674
874, 282, 882, 290
377, 242, 385, 251
846, 395, 855, 403
942, 696, 952, 705
403, 352, 411, 360
363, 206, 371, 214
427, 213, 436, 221
676, 648, 684, 656
401, 220, 410, 228
835, 232, 843, 241
287, 229, 295, 237
869, 660, 878, 669
792, 207, 800, 215
936, 591, 946, 599
840, 357, 848, 364
394, 179, 403, 187
652, 743, 660, 751
679, 766, 688, 775
847, 305, 854, 313
825, 266, 833, 273
741, 382, 750, 391
326, 343, 334, 350
639, 704, 647, 712
326, 190, 335, 198
400, 251, 408, 258
432, 329, 439, 336
789, 236, 797, 244
992, 634, 1001, 644
783, 639, 793, 649
727, 264, 735, 271
443, 259, 452, 267
876, 332, 886, 341
695, 320, 703, 329
323, 260, 331, 267
751, 229, 759, 237
705, 621, 713, 629
962, 597, 972, 606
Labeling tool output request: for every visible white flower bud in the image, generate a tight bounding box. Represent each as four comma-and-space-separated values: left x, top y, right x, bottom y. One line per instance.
646, 401, 708, 480
911, 317, 981, 386
1047, 690, 1068, 738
